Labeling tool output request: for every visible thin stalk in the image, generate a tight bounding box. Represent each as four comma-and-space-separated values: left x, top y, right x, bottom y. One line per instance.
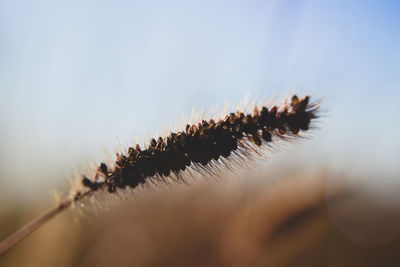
0, 190, 91, 256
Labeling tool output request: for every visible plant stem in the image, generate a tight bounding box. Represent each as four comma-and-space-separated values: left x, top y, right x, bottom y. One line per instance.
0, 187, 96, 257
0, 198, 70, 256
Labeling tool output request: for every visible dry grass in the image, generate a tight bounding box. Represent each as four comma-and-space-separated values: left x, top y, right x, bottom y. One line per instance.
0, 94, 320, 255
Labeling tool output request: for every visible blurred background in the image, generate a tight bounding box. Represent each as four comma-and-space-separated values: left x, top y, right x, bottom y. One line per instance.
0, 0, 399, 266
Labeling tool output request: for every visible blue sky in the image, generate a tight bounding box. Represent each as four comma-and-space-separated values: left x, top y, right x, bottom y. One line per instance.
0, 0, 399, 200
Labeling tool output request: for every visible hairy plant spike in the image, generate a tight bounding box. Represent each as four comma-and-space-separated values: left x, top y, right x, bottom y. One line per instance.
0, 94, 321, 256
77, 94, 319, 195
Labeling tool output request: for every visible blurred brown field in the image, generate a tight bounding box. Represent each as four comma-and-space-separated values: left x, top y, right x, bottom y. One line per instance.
1, 168, 400, 267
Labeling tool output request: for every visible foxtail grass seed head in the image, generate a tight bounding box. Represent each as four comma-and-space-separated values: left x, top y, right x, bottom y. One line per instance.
0, 94, 321, 256
78, 95, 319, 197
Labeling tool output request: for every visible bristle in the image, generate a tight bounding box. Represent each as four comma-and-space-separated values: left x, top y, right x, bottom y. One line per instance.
75, 95, 319, 198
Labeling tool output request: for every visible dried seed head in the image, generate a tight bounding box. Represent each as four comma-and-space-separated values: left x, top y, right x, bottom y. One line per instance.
78, 94, 320, 197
